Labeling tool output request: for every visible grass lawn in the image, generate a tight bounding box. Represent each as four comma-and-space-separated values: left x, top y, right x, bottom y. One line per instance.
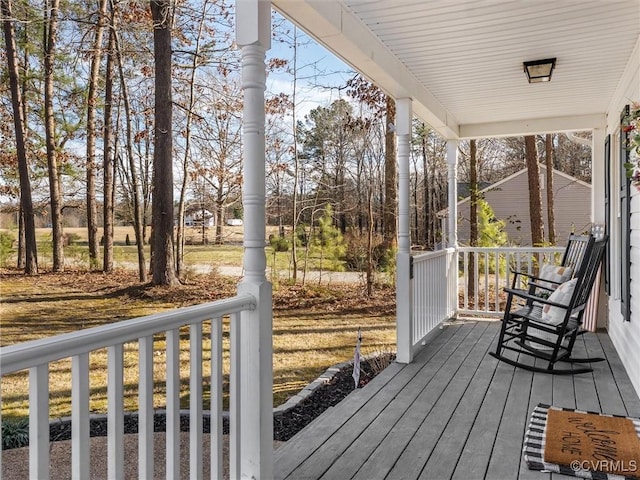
0, 226, 332, 274
0, 269, 395, 420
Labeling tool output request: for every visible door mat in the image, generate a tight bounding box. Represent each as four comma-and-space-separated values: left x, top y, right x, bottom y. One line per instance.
523, 403, 640, 479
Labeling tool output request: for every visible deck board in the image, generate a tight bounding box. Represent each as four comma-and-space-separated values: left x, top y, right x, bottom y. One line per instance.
317, 325, 474, 479
418, 329, 499, 480
385, 323, 494, 480
451, 359, 515, 480
349, 324, 482, 480
273, 321, 640, 480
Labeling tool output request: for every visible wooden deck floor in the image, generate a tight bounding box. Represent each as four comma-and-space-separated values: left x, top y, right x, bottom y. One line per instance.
274, 320, 640, 480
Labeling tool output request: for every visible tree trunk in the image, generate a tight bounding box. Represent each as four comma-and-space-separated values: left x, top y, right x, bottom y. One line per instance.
291, 25, 299, 281
468, 139, 478, 298
366, 184, 374, 296
421, 127, 429, 246
545, 134, 556, 244
215, 199, 224, 244
150, 0, 178, 286
411, 156, 419, 243
383, 96, 397, 249
114, 23, 146, 281
2, 0, 38, 274
524, 135, 544, 246
86, 0, 108, 270
18, 207, 25, 269
44, 0, 65, 272
102, 17, 115, 273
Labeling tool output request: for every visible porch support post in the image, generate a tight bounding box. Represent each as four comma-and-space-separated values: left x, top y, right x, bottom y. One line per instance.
447, 140, 459, 248
235, 1, 273, 479
396, 97, 413, 364
591, 126, 608, 329
592, 127, 606, 225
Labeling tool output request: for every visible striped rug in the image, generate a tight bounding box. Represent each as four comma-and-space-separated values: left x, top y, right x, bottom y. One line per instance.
523, 403, 640, 480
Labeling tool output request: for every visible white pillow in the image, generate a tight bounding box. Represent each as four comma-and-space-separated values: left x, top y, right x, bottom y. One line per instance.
526, 278, 578, 350
540, 278, 578, 326
537, 264, 573, 292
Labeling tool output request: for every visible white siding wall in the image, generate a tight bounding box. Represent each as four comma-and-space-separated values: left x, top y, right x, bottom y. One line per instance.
606, 37, 640, 399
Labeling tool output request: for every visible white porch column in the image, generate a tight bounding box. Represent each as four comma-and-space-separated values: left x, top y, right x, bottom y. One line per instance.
447, 141, 459, 248
396, 98, 413, 364
235, 1, 273, 479
591, 126, 608, 330
592, 127, 606, 225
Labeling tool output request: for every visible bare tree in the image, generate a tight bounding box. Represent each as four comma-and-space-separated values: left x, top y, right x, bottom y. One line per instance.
102, 14, 116, 273
43, 0, 65, 271
191, 76, 243, 244
2, 0, 38, 274
290, 26, 300, 281
174, 0, 211, 277
114, 15, 146, 281
383, 96, 397, 249
524, 135, 544, 245
85, 0, 108, 269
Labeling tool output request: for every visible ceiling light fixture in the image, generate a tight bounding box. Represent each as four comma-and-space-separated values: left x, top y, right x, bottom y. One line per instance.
523, 58, 556, 83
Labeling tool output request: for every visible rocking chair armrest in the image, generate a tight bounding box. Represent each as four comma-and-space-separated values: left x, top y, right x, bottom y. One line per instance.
508, 269, 533, 288
508, 270, 562, 291
509, 270, 562, 286
503, 287, 571, 310
527, 280, 557, 293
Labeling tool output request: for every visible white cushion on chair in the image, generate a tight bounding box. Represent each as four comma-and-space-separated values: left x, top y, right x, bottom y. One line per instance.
526, 278, 578, 350
537, 264, 573, 292
540, 278, 578, 326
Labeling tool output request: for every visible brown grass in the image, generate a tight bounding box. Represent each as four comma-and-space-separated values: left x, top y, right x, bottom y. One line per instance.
0, 270, 395, 419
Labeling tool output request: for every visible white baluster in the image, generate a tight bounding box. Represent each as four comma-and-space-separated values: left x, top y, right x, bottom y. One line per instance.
107, 344, 124, 480
138, 335, 154, 480
190, 323, 203, 480
166, 328, 180, 479
29, 364, 49, 480
210, 318, 223, 480
72, 353, 89, 479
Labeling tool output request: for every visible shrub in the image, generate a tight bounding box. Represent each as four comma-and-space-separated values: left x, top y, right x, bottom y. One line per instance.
477, 198, 508, 275
343, 231, 393, 273
0, 231, 15, 266
64, 232, 81, 246
1, 418, 29, 449
295, 224, 309, 247
269, 234, 289, 252
309, 206, 346, 272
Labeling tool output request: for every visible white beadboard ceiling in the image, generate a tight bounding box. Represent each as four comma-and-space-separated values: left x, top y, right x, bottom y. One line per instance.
272, 0, 640, 139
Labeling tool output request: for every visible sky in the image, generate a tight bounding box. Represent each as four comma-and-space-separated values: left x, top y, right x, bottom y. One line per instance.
266, 13, 357, 120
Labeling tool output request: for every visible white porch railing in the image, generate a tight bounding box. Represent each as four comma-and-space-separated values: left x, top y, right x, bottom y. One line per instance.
0, 294, 261, 480
398, 248, 458, 363
401, 245, 567, 362
457, 246, 564, 317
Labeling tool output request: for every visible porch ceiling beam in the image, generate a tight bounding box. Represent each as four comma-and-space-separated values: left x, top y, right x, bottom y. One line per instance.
272, 0, 460, 139
459, 113, 607, 139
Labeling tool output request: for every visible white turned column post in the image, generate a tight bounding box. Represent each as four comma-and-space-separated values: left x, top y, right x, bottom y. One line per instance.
592, 127, 606, 225
447, 141, 459, 248
591, 126, 608, 329
235, 1, 273, 479
396, 98, 413, 364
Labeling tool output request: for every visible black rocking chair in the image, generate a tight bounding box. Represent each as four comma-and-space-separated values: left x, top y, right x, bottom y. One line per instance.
490, 234, 608, 374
